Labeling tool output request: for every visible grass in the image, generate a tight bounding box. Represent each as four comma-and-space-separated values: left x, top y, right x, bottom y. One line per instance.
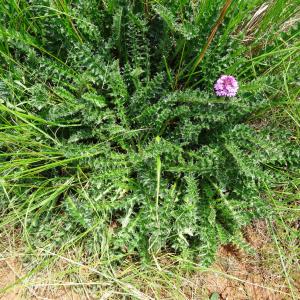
0, 219, 299, 299
0, 0, 299, 299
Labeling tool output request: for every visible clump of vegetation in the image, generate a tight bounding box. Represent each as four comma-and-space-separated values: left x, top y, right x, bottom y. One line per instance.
0, 0, 299, 267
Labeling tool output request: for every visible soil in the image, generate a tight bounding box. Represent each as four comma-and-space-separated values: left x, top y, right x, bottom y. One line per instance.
0, 257, 82, 300
0, 258, 22, 300
0, 221, 298, 300
178, 220, 297, 300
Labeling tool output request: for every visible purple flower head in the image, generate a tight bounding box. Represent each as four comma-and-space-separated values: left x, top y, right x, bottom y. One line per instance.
214, 75, 239, 97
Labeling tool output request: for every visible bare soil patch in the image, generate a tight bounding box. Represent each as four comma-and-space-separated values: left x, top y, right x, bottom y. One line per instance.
193, 221, 297, 300
0, 258, 23, 300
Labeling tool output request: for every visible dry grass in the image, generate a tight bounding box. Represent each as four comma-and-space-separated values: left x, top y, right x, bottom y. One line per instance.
0, 220, 298, 300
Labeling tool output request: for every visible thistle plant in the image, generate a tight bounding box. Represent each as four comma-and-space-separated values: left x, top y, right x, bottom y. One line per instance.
0, 0, 299, 267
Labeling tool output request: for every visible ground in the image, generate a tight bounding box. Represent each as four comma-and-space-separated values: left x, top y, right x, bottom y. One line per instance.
0, 221, 298, 299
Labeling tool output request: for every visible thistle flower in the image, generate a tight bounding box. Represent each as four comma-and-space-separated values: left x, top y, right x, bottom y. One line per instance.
214, 75, 239, 97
